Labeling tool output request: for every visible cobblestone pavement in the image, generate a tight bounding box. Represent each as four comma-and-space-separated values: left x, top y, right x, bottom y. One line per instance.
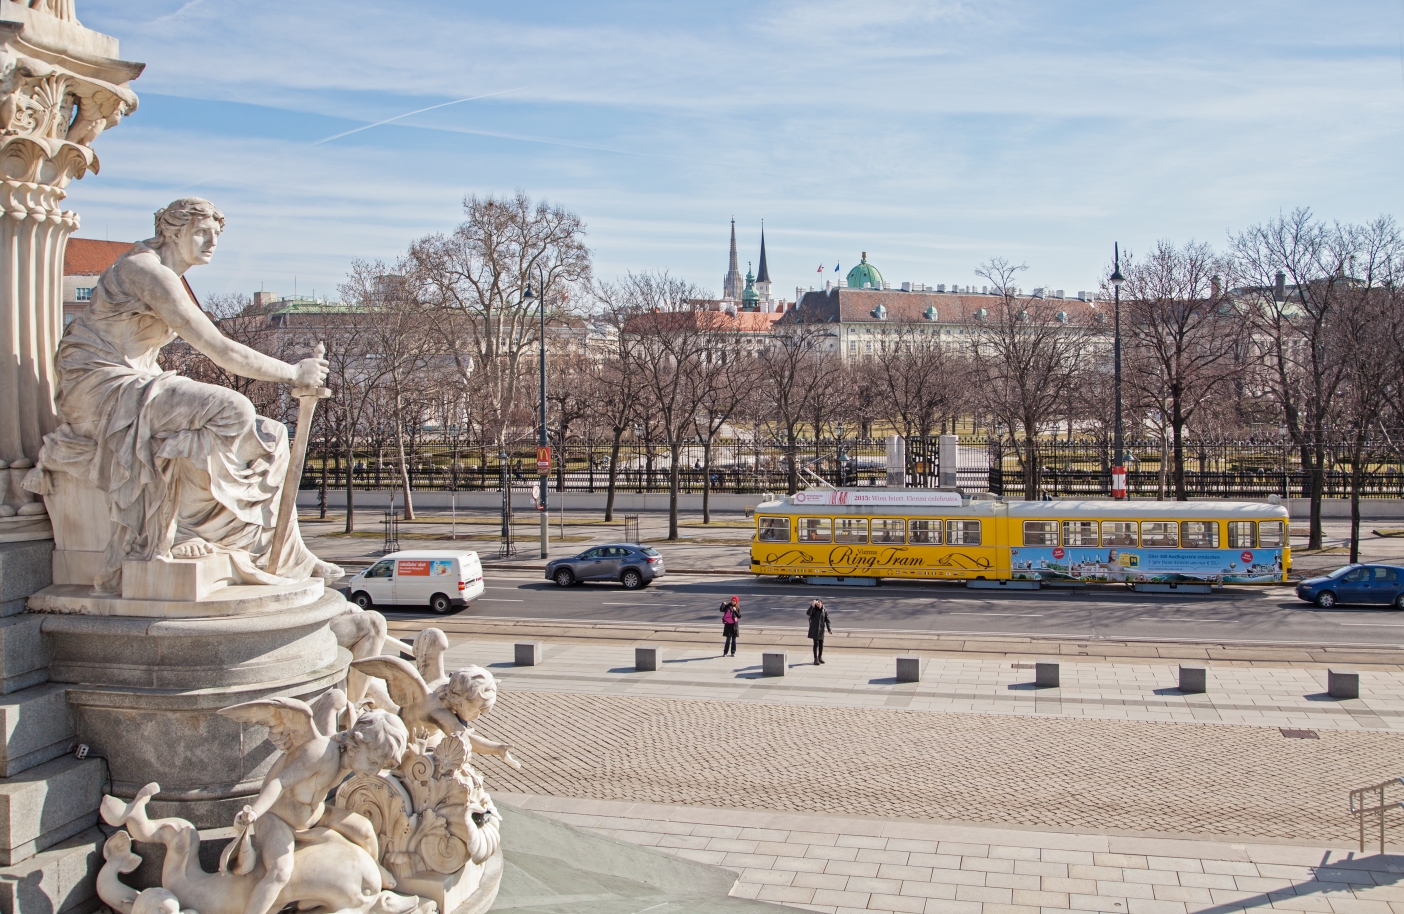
498, 795, 1404, 914
471, 685, 1401, 846
437, 640, 1404, 732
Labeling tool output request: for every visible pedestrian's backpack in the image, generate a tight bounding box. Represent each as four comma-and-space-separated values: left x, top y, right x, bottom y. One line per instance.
722, 605, 737, 624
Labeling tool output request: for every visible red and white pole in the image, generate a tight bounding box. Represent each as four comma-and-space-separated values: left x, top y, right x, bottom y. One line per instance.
1112, 465, 1127, 500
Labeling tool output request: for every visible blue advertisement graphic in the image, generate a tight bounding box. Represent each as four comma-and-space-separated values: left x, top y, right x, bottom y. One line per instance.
1009, 547, 1283, 583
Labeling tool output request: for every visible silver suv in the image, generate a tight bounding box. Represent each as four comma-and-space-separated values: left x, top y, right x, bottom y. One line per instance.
544, 543, 665, 589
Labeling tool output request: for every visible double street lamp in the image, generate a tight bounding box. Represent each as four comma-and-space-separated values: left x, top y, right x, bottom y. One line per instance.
1110, 243, 1126, 500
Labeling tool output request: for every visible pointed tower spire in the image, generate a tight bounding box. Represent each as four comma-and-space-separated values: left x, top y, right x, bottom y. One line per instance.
722, 217, 744, 300
755, 220, 772, 300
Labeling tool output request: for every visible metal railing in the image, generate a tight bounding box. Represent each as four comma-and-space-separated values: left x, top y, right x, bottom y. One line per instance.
1349, 778, 1404, 852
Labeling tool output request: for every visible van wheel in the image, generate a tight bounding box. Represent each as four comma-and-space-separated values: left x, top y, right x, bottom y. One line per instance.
554, 569, 575, 587
430, 593, 453, 615
352, 591, 373, 610
621, 569, 643, 590
1315, 591, 1337, 608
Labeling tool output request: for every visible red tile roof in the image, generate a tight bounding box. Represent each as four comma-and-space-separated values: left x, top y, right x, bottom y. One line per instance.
64, 237, 201, 307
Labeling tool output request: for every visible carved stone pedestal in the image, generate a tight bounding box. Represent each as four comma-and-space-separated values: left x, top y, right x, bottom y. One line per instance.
35, 585, 351, 827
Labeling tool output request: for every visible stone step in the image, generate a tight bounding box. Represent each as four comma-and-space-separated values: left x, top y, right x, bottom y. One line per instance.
0, 617, 47, 695
0, 755, 102, 866
0, 543, 50, 620
0, 684, 74, 778
0, 828, 101, 914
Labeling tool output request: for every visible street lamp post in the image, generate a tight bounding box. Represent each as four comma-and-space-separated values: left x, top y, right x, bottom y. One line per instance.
1110, 243, 1126, 500
524, 276, 549, 559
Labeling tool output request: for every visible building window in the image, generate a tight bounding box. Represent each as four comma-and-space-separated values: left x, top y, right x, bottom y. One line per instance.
75, 287, 93, 301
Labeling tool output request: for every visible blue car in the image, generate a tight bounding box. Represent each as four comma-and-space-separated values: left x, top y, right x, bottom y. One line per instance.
1296, 564, 1404, 608
545, 543, 665, 589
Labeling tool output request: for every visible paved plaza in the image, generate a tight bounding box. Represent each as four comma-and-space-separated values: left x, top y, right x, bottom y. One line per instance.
401, 631, 1404, 914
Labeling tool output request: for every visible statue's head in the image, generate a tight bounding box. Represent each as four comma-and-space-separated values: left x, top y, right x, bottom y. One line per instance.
150, 197, 225, 267
439, 665, 497, 723
131, 888, 183, 914
342, 708, 409, 775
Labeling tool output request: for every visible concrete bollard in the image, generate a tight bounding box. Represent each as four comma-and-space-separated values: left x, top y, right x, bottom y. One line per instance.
1035, 660, 1060, 689
1329, 668, 1360, 699
762, 651, 787, 677
1178, 664, 1207, 694
635, 645, 659, 672
896, 656, 921, 683
515, 642, 543, 666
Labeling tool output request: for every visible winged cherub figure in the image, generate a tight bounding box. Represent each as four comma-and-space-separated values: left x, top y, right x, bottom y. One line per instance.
216, 691, 409, 914
350, 657, 519, 769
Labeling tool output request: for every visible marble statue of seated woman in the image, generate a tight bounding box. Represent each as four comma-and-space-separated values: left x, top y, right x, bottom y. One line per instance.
27, 197, 341, 594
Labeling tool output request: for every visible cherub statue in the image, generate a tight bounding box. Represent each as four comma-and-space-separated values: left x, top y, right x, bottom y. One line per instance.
216, 692, 409, 914
350, 656, 519, 769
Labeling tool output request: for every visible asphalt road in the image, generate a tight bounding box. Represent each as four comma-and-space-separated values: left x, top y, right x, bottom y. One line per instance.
361, 569, 1404, 647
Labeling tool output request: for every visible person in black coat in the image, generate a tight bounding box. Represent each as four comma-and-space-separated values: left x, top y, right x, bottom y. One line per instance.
720, 595, 741, 656
806, 599, 831, 665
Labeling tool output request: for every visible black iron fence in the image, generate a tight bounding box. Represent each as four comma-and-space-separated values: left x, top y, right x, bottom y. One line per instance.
301, 437, 1404, 500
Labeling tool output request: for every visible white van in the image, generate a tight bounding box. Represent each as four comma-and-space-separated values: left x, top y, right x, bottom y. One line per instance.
347, 550, 485, 615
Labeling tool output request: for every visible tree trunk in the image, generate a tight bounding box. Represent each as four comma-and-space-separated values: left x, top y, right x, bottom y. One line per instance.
1349, 434, 1366, 563
786, 429, 799, 495
1309, 440, 1326, 550
702, 438, 713, 525
344, 437, 356, 534
318, 434, 329, 520
605, 428, 623, 522
668, 440, 682, 541
1022, 431, 1038, 500
1172, 404, 1187, 501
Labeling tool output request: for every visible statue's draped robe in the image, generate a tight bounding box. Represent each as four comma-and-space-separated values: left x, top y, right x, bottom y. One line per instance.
31, 242, 320, 593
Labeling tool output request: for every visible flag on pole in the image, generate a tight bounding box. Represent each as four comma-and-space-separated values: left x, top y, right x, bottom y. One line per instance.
834, 262, 840, 272
817, 264, 823, 273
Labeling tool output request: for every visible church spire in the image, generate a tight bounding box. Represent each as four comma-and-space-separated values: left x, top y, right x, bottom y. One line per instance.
722, 217, 744, 300
756, 221, 770, 283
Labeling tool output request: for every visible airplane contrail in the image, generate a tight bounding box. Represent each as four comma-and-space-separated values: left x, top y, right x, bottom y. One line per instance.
311, 88, 525, 145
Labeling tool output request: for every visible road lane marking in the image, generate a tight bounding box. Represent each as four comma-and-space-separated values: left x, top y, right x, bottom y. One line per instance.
479, 598, 524, 602
600, 602, 687, 607
1136, 617, 1234, 622
1339, 622, 1404, 626
947, 612, 1044, 617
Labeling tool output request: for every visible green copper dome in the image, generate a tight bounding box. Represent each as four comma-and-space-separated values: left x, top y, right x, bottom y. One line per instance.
846, 252, 884, 290
742, 264, 760, 304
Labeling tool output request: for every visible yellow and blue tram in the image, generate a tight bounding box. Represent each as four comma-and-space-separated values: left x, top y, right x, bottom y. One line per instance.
749, 490, 1290, 585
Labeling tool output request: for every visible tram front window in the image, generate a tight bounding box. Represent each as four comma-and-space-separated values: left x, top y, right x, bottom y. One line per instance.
834, 518, 868, 543
947, 520, 981, 546
1259, 521, 1286, 548
1023, 521, 1058, 546
1141, 522, 1178, 547
799, 518, 832, 543
1181, 521, 1219, 548
1101, 522, 1137, 546
1226, 521, 1256, 549
1063, 521, 1097, 546
757, 517, 791, 542
909, 520, 941, 544
872, 518, 905, 544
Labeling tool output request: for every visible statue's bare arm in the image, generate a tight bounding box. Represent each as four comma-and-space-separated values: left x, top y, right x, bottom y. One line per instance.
120, 252, 326, 387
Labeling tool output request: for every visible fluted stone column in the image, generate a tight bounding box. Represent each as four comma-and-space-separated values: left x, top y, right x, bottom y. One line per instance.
0, 1, 141, 492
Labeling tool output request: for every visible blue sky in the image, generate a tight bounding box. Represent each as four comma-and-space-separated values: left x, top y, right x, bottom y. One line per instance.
70, 0, 1404, 302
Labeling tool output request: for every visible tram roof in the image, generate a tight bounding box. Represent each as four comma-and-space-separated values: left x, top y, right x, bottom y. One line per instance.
756, 494, 1288, 520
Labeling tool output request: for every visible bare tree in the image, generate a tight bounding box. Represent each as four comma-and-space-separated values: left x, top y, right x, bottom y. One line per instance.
756, 320, 832, 495
621, 272, 713, 540
966, 258, 1085, 498
1120, 240, 1247, 499
1231, 210, 1390, 548
690, 326, 751, 524
871, 326, 969, 441
589, 282, 644, 522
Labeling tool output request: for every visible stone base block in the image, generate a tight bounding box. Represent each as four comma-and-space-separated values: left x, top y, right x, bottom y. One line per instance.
514, 642, 542, 666
397, 858, 490, 914
0, 684, 73, 778
762, 651, 786, 677
121, 554, 236, 602
1329, 668, 1360, 699
895, 655, 920, 683
0, 756, 102, 866
49, 552, 100, 589
0, 617, 47, 695
1035, 660, 1060, 688
0, 828, 102, 914
634, 645, 657, 672
1179, 664, 1207, 694
29, 578, 323, 619
0, 545, 50, 619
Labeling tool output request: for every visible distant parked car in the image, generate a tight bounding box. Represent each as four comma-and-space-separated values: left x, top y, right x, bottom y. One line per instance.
1296, 564, 1404, 608
545, 544, 665, 589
